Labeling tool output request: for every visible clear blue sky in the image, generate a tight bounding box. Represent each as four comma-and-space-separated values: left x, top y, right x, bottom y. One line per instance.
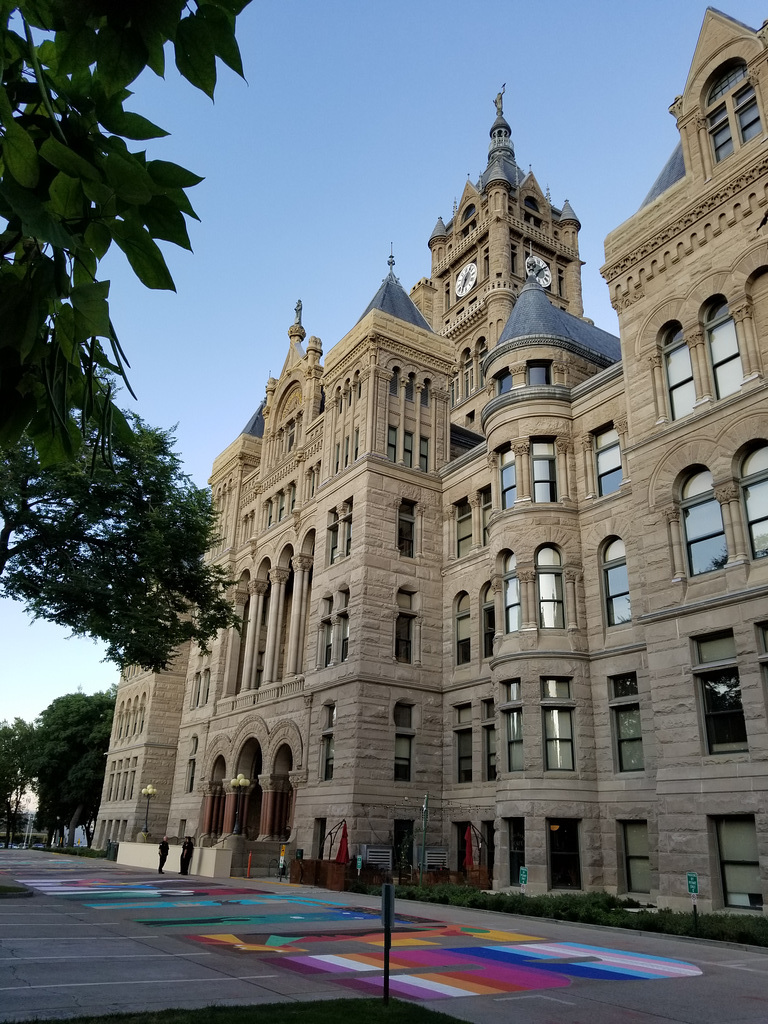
3, 1, 766, 723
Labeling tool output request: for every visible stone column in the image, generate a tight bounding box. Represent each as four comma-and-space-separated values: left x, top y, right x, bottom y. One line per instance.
413, 614, 423, 667
201, 791, 214, 835
285, 558, 307, 677
518, 569, 536, 629
293, 554, 313, 675
397, 375, 407, 463
581, 434, 596, 497
240, 583, 259, 692
615, 417, 629, 484
492, 576, 504, 649
258, 778, 275, 838
222, 585, 248, 696
556, 439, 571, 501
222, 790, 237, 835
414, 503, 425, 557
649, 353, 667, 423
715, 483, 745, 563
245, 581, 268, 689
444, 505, 456, 561
565, 569, 579, 629
470, 494, 482, 551
732, 300, 760, 378
514, 442, 531, 501
414, 383, 423, 465
487, 452, 500, 510
664, 507, 686, 580
688, 329, 711, 403
263, 568, 289, 684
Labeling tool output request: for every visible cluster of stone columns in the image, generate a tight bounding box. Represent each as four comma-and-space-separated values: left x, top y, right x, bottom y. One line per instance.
201, 776, 295, 840
228, 555, 314, 695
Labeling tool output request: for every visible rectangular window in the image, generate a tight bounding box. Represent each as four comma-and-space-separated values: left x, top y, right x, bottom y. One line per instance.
327, 512, 339, 564
419, 435, 429, 472
322, 704, 336, 781
623, 821, 650, 893
397, 501, 415, 557
735, 84, 761, 143
549, 818, 581, 889
542, 677, 571, 699
403, 431, 414, 468
484, 724, 496, 780
323, 618, 333, 667
696, 633, 747, 754
595, 427, 622, 496
457, 729, 472, 783
482, 594, 495, 659
186, 759, 196, 794
506, 709, 523, 771
456, 500, 472, 557
531, 440, 557, 502
716, 816, 762, 908
709, 103, 733, 162
354, 427, 359, 460
395, 590, 413, 663
544, 708, 574, 770
509, 817, 525, 886
394, 734, 412, 781
387, 426, 397, 462
665, 341, 696, 419
334, 443, 340, 474
344, 435, 350, 467
339, 614, 349, 663
500, 449, 516, 508
527, 361, 551, 385
615, 705, 644, 771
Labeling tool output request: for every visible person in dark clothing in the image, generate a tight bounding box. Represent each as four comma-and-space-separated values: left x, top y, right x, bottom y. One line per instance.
180, 836, 194, 875
158, 836, 169, 874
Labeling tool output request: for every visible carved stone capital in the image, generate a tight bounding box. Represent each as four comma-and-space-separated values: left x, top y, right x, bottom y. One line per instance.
249, 579, 269, 597
731, 300, 752, 323
714, 483, 739, 504
512, 441, 529, 457
292, 554, 314, 573
615, 417, 628, 434
564, 568, 579, 583
556, 438, 571, 455
648, 352, 662, 369
269, 567, 290, 586
663, 505, 680, 525
517, 569, 535, 584
469, 494, 482, 508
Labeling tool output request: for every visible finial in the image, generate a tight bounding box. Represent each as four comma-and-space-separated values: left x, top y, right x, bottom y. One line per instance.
388, 243, 395, 274
453, 198, 458, 214
294, 298, 302, 326
545, 184, 551, 202
494, 84, 506, 117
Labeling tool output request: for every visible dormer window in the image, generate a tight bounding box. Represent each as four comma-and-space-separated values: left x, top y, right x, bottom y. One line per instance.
706, 60, 762, 163
462, 204, 476, 222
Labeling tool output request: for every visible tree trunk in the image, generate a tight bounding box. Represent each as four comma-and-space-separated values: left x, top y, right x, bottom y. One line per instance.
68, 803, 83, 846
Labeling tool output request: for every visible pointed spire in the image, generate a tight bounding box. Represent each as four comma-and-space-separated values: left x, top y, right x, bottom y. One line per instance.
429, 215, 448, 242
482, 89, 519, 191
559, 198, 581, 227
356, 254, 433, 331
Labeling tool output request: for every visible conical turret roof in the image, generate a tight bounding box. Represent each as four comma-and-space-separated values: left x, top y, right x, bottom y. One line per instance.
356, 256, 432, 331
499, 276, 620, 364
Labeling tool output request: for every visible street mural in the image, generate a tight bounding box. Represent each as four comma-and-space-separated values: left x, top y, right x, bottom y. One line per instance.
191, 925, 702, 1001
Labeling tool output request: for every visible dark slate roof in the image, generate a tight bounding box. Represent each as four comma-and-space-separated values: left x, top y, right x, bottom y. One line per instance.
559, 198, 580, 225
450, 422, 485, 459
499, 276, 621, 364
429, 216, 447, 241
640, 142, 686, 208
356, 259, 433, 331
242, 401, 265, 438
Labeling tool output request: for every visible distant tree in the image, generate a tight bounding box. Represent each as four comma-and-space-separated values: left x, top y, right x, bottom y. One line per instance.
0, 1, 251, 464
0, 417, 237, 670
0, 718, 35, 847
34, 689, 114, 845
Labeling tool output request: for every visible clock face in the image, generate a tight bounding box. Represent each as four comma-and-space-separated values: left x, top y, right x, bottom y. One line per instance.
525, 254, 552, 288
455, 262, 477, 297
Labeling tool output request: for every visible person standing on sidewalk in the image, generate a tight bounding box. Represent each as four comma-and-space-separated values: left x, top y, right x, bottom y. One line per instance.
158, 836, 169, 874
180, 836, 194, 875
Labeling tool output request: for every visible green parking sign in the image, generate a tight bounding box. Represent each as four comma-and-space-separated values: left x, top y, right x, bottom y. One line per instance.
686, 871, 698, 894
519, 866, 528, 885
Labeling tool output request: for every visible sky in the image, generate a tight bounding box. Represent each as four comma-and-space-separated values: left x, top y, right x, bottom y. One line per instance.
2, 0, 767, 724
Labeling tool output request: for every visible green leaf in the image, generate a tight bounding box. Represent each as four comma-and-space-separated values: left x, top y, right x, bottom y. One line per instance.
81, 178, 116, 206
99, 107, 170, 141
102, 150, 154, 205
0, 177, 76, 249
164, 186, 200, 221
39, 136, 100, 181
53, 303, 80, 364
112, 218, 176, 291
72, 280, 111, 339
141, 194, 192, 251
147, 160, 204, 189
54, 26, 98, 76
47, 172, 84, 220
84, 220, 112, 259
95, 26, 148, 95
199, 5, 244, 78
174, 13, 217, 99
209, 0, 253, 14
2, 121, 40, 188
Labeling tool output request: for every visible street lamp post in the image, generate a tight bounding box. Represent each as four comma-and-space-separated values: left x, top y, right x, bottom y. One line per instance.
230, 773, 250, 835
141, 784, 156, 834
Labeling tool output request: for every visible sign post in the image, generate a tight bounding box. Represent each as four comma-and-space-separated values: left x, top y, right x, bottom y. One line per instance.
381, 883, 395, 1005
686, 871, 699, 931
279, 843, 286, 880
356, 854, 363, 877
418, 794, 429, 887
519, 865, 528, 894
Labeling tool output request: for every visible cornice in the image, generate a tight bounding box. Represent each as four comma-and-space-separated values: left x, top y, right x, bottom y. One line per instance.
603, 153, 768, 284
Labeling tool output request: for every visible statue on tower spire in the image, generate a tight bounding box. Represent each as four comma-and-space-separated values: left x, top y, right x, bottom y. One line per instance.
494, 84, 506, 117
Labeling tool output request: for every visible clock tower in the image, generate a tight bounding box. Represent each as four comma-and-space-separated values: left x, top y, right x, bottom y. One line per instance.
410, 91, 585, 415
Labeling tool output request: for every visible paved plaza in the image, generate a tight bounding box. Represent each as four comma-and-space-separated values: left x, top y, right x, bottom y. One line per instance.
1, 849, 767, 1023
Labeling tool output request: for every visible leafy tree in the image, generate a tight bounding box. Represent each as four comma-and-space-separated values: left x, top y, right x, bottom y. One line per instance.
34, 689, 114, 845
0, 1, 251, 464
0, 417, 237, 670
0, 717, 35, 847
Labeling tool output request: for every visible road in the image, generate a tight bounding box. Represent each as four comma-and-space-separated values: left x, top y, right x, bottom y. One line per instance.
1, 848, 767, 1023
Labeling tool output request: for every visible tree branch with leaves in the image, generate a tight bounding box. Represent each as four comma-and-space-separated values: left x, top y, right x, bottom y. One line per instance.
0, 0, 251, 464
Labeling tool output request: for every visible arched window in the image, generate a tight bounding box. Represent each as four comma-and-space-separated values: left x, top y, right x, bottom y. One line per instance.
741, 445, 768, 559
705, 299, 742, 398
476, 339, 487, 386
482, 583, 495, 658
456, 592, 471, 665
662, 322, 695, 420
603, 538, 630, 625
682, 470, 727, 575
537, 546, 564, 628
389, 367, 400, 396
503, 553, 521, 632
706, 60, 761, 163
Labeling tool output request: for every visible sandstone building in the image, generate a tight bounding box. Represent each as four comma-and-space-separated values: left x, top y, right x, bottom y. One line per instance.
96, 10, 768, 912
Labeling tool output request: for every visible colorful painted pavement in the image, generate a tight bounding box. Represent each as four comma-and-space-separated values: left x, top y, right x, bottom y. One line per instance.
190, 924, 702, 1001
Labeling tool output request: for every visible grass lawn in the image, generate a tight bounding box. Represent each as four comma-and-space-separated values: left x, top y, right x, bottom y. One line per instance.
36, 1002, 456, 1024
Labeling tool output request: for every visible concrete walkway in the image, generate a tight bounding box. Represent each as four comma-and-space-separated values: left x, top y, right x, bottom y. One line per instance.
1, 848, 767, 1023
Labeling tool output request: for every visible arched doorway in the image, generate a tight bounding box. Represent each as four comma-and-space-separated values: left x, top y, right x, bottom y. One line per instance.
272, 743, 294, 839
235, 738, 263, 839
